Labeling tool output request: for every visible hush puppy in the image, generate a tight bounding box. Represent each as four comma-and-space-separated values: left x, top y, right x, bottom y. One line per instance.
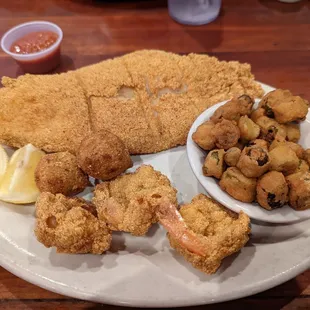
35, 151, 88, 196
77, 130, 133, 180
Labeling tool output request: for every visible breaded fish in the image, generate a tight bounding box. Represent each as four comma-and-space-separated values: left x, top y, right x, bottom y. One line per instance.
0, 50, 264, 154
0, 73, 91, 154
93, 165, 178, 236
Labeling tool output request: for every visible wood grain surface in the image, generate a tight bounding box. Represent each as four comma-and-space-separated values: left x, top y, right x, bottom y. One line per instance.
0, 0, 309, 309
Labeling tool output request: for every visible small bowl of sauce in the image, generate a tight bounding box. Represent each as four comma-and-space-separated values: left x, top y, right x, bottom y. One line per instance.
1, 21, 63, 74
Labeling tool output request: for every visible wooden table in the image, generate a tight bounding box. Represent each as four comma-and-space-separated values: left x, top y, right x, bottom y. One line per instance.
0, 0, 309, 309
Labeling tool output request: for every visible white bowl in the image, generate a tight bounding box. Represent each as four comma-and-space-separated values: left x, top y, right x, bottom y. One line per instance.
187, 98, 310, 224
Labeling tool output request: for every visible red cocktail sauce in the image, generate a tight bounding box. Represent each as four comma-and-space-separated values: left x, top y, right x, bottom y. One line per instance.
10, 31, 60, 73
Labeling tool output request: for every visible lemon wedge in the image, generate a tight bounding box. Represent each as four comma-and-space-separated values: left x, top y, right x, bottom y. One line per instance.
0, 145, 8, 182
0, 144, 45, 204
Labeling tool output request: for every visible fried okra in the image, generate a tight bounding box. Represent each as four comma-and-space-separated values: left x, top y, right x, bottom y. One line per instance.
303, 149, 310, 166
203, 149, 225, 179
224, 147, 241, 167
236, 146, 270, 178
211, 119, 240, 150
286, 172, 310, 210
192, 121, 215, 150
293, 159, 309, 174
256, 171, 288, 210
250, 108, 266, 123
211, 95, 254, 123
219, 167, 257, 202
269, 140, 304, 159
238, 115, 260, 141
35, 152, 89, 196
248, 139, 269, 150
285, 123, 301, 142
256, 116, 287, 143
259, 89, 309, 123
269, 145, 299, 175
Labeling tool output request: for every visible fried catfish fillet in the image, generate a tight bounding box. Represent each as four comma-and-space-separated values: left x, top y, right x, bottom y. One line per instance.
0, 73, 91, 154
93, 165, 177, 236
161, 194, 250, 274
35, 192, 111, 254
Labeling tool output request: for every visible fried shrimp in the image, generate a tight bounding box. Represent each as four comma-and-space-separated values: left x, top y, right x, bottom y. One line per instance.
93, 165, 177, 236
158, 194, 250, 274
35, 192, 112, 254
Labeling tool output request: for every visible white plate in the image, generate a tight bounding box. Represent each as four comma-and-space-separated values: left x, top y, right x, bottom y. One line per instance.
187, 85, 310, 224
1, 83, 310, 307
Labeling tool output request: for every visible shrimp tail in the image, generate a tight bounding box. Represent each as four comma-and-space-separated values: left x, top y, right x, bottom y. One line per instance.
156, 199, 208, 257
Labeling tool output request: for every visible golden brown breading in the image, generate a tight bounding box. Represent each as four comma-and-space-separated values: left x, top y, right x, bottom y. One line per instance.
256, 171, 288, 210
0, 50, 264, 155
285, 123, 300, 142
177, 55, 263, 113
269, 140, 304, 159
259, 89, 309, 123
219, 167, 257, 202
35, 192, 111, 254
77, 130, 133, 180
0, 73, 91, 154
192, 121, 216, 151
286, 172, 310, 210
166, 194, 250, 274
211, 119, 240, 150
93, 165, 177, 236
35, 152, 89, 196
211, 95, 255, 124
238, 115, 260, 141
203, 149, 226, 179
224, 147, 241, 167
269, 145, 299, 175
236, 146, 270, 178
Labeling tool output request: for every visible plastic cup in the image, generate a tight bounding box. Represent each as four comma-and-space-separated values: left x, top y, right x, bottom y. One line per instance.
1, 21, 63, 74
168, 0, 222, 26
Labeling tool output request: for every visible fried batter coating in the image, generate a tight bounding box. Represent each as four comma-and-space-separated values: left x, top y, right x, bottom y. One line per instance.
35, 192, 111, 254
224, 147, 241, 167
293, 159, 309, 174
304, 149, 310, 166
269, 145, 299, 175
248, 139, 269, 150
238, 115, 260, 141
236, 146, 270, 178
93, 165, 177, 236
259, 89, 309, 123
211, 119, 240, 150
219, 167, 257, 202
256, 116, 287, 143
35, 152, 89, 196
285, 123, 300, 142
77, 130, 133, 180
269, 140, 304, 159
192, 121, 216, 151
250, 108, 266, 123
211, 95, 254, 123
256, 171, 288, 210
203, 149, 225, 179
163, 194, 250, 274
286, 172, 310, 210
